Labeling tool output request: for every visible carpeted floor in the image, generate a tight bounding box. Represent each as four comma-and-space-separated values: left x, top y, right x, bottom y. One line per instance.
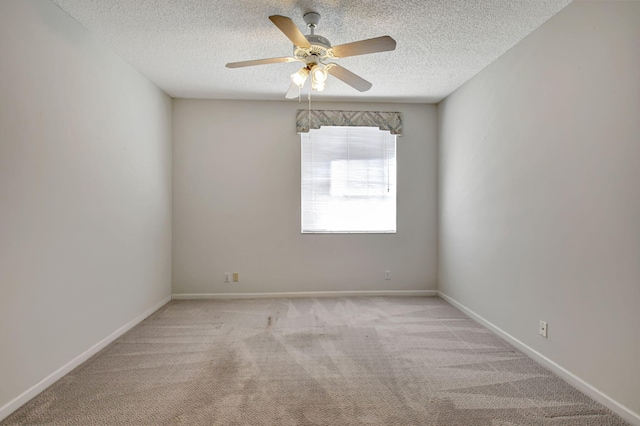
2, 297, 629, 425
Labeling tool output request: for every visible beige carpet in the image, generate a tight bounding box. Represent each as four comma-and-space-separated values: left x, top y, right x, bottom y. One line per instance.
2, 297, 628, 425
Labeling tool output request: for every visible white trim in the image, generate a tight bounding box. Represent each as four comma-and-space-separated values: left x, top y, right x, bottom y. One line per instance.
0, 296, 171, 422
172, 290, 437, 300
437, 291, 640, 426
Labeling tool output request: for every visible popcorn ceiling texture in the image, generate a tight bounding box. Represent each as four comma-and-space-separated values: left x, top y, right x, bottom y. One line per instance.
51, 0, 573, 102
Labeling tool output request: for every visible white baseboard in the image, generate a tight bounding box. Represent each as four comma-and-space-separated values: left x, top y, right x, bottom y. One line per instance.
437, 291, 640, 426
0, 296, 171, 423
172, 290, 437, 300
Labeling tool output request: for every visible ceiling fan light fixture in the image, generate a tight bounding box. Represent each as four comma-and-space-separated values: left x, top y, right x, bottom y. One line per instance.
291, 68, 309, 87
310, 65, 328, 84
312, 81, 325, 92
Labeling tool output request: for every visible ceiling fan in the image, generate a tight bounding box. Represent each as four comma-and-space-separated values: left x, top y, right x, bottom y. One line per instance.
225, 12, 397, 98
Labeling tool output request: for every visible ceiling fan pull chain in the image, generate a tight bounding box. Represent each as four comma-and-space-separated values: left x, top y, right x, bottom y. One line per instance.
308, 90, 313, 132
387, 136, 391, 192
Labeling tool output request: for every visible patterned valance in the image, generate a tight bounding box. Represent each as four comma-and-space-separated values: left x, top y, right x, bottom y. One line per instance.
296, 109, 403, 135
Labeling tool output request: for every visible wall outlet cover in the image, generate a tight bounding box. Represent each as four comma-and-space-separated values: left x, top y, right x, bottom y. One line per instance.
539, 320, 548, 338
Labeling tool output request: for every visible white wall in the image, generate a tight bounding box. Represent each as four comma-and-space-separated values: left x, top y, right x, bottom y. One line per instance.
438, 0, 640, 420
173, 100, 436, 295
0, 0, 172, 414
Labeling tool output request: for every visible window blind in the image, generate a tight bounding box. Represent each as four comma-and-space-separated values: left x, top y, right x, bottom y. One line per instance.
301, 126, 397, 233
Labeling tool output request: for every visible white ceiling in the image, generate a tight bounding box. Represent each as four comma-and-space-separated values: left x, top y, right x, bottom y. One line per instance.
52, 0, 573, 103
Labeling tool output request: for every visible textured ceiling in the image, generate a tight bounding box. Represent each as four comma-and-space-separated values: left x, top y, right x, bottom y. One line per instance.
52, 0, 573, 103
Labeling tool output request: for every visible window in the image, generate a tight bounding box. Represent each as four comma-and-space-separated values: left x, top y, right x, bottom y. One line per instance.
301, 126, 397, 233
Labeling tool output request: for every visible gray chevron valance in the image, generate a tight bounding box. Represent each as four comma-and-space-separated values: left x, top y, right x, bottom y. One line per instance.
296, 109, 403, 135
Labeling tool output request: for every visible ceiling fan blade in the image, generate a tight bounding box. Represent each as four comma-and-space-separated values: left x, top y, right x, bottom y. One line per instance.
285, 82, 300, 99
327, 64, 372, 92
269, 15, 311, 48
226, 57, 298, 68
330, 36, 396, 58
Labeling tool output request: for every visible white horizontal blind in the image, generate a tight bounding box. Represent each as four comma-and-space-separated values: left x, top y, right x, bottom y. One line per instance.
301, 126, 396, 233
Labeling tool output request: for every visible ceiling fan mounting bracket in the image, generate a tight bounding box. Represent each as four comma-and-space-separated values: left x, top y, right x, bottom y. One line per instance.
303, 12, 321, 32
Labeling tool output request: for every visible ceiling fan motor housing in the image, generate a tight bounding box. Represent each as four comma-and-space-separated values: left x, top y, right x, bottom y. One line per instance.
296, 11, 331, 58
294, 34, 332, 61
305, 34, 331, 49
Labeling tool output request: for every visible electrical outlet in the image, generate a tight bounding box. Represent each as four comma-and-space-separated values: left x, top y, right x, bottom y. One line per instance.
233, 272, 239, 282
224, 272, 230, 283
539, 321, 548, 338
385, 270, 391, 280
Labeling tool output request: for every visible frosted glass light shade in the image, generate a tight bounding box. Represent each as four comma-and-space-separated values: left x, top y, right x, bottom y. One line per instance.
310, 65, 327, 84
291, 68, 309, 87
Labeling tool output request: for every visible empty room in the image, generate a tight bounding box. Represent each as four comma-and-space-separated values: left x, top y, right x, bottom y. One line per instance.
1, 0, 638, 424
